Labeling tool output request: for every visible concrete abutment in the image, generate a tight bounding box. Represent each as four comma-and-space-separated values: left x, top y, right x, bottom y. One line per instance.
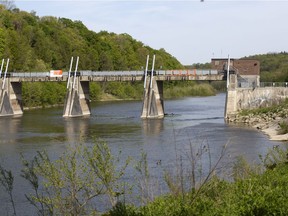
225, 74, 288, 121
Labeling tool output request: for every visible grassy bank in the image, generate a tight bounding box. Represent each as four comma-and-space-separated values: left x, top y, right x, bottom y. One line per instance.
110, 164, 288, 215
108, 148, 288, 216
22, 81, 219, 108
163, 81, 217, 99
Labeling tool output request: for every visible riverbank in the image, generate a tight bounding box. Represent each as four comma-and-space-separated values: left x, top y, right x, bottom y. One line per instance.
227, 107, 288, 141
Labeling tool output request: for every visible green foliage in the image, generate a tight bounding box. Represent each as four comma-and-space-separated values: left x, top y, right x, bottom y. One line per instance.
0, 7, 193, 106
0, 0, 16, 10
90, 82, 103, 101
0, 140, 131, 215
259, 147, 288, 170
104, 82, 143, 100
243, 52, 288, 82
134, 151, 155, 205
210, 81, 226, 92
2, 143, 288, 215
0, 27, 5, 58
22, 82, 67, 108
185, 62, 211, 70
0, 163, 16, 215
0, 7, 183, 71
279, 121, 288, 135
164, 81, 216, 99
232, 156, 258, 181
107, 148, 288, 216
239, 98, 288, 117
108, 202, 140, 216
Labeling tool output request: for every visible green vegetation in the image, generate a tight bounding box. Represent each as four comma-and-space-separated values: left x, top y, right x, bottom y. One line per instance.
242, 52, 288, 82
239, 98, 288, 116
238, 98, 288, 135
0, 5, 182, 71
164, 81, 216, 98
184, 62, 211, 70
2, 139, 288, 215
0, 140, 130, 215
108, 148, 288, 216
0, 4, 221, 107
21, 80, 218, 108
279, 121, 288, 134
22, 82, 67, 108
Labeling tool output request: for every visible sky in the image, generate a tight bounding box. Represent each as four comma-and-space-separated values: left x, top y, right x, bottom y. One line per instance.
13, 0, 288, 65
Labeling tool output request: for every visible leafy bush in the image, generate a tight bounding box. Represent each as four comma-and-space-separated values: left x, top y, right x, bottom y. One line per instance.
164, 81, 216, 99
0, 140, 131, 215
22, 82, 67, 108
107, 148, 288, 216
279, 121, 288, 134
2, 143, 288, 215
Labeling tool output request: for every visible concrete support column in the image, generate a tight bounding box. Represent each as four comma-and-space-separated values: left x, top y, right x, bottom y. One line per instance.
225, 74, 237, 120
0, 79, 23, 117
63, 77, 90, 117
141, 77, 164, 119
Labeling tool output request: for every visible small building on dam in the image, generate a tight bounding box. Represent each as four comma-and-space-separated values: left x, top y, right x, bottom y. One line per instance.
211, 58, 260, 88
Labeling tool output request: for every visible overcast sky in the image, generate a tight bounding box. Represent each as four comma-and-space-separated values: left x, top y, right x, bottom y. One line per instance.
14, 0, 288, 65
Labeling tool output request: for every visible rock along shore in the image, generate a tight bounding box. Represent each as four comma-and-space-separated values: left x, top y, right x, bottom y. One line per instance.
227, 108, 288, 141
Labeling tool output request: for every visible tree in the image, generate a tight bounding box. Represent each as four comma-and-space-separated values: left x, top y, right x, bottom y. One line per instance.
0, 28, 5, 58
0, 0, 15, 10
0, 141, 131, 215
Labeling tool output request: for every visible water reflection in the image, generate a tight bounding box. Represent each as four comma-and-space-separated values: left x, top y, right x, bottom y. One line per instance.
142, 119, 164, 136
0, 116, 21, 145
0, 95, 287, 214
64, 117, 90, 144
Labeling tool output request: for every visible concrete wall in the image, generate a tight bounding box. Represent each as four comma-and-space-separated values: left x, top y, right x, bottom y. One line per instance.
225, 87, 288, 119
236, 87, 288, 110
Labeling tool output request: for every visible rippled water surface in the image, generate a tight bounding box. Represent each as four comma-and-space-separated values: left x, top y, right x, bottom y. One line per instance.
0, 93, 286, 214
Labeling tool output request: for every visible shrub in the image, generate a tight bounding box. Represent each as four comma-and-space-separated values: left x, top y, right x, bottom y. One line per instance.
278, 121, 288, 135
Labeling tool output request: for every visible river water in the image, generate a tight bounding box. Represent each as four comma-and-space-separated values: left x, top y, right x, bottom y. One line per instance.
0, 93, 286, 215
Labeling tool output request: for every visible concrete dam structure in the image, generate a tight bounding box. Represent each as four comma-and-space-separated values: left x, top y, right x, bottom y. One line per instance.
0, 69, 224, 118
225, 74, 288, 120
1, 57, 287, 119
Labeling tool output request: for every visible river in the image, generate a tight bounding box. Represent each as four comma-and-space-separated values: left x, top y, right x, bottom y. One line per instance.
0, 93, 286, 215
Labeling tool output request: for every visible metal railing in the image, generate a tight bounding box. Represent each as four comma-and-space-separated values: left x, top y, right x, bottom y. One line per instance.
8, 69, 220, 78
260, 82, 288, 88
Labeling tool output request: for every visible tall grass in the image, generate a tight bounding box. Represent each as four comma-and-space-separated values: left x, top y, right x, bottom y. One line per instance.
164, 83, 216, 99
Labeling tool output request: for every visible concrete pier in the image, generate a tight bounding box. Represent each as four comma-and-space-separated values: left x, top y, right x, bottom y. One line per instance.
225, 74, 237, 119
141, 76, 164, 119
63, 77, 90, 117
0, 79, 23, 116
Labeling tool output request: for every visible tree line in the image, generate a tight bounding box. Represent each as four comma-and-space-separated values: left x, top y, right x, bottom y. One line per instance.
0, 4, 183, 72
242, 52, 288, 82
